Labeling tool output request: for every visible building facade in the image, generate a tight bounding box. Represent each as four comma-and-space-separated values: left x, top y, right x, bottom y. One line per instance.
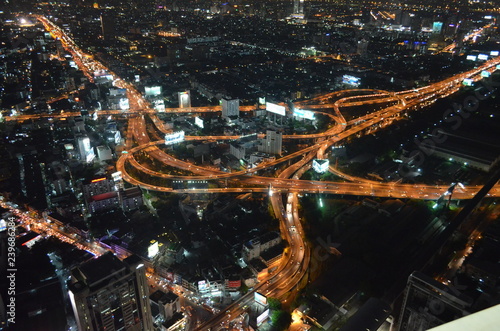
68, 253, 154, 331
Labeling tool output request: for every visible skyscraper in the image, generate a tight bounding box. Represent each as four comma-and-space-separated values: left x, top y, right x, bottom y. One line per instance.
259, 130, 283, 155
397, 272, 472, 331
221, 98, 240, 118
68, 253, 154, 331
77, 136, 95, 163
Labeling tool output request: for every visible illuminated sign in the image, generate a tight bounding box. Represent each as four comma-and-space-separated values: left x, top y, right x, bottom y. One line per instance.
257, 309, 270, 326
0, 219, 6, 232
148, 241, 159, 258
432, 21, 443, 34
481, 70, 491, 78
254, 292, 267, 305
145, 86, 162, 96
490, 51, 499, 57
294, 109, 315, 120
165, 131, 185, 145
462, 78, 473, 86
342, 75, 360, 86
313, 159, 330, 173
178, 91, 191, 108
154, 99, 165, 112
258, 97, 266, 105
497, 65, 500, 70
195, 116, 204, 129
119, 98, 129, 110
478, 54, 488, 61
265, 102, 286, 116
112, 171, 122, 182
466, 55, 477, 61
198, 280, 209, 291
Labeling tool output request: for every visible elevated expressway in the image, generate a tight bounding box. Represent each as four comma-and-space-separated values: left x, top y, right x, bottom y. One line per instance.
119, 57, 500, 330
37, 15, 500, 330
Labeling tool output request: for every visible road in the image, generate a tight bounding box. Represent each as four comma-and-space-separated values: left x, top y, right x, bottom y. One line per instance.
32, 15, 500, 330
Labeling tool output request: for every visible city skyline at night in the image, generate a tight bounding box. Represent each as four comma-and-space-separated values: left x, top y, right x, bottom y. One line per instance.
0, 1, 500, 331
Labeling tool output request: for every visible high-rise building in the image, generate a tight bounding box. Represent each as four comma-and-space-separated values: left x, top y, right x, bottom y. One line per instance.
77, 136, 95, 163
221, 98, 239, 118
68, 253, 154, 331
259, 130, 283, 155
397, 272, 472, 331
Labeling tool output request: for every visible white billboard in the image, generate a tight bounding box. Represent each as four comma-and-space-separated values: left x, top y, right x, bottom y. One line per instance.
259, 97, 266, 105
481, 70, 491, 77
478, 54, 488, 61
148, 241, 159, 258
195, 116, 204, 128
313, 159, 330, 173
112, 171, 122, 182
119, 98, 129, 110
343, 75, 361, 86
254, 292, 267, 305
294, 109, 315, 120
256, 309, 270, 326
466, 55, 477, 61
490, 51, 499, 57
266, 102, 286, 116
145, 86, 162, 96
154, 99, 165, 112
165, 131, 185, 145
198, 280, 209, 291
462, 78, 473, 86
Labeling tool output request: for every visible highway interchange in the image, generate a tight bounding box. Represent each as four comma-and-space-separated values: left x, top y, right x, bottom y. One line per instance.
16, 16, 500, 330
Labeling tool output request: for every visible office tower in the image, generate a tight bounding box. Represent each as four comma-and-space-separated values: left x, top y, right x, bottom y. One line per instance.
397, 272, 472, 331
77, 136, 95, 163
259, 130, 283, 156
68, 253, 154, 331
221, 98, 240, 118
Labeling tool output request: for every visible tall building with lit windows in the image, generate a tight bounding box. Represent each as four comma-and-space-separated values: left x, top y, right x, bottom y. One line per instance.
259, 130, 282, 156
293, 0, 304, 15
221, 98, 239, 118
68, 253, 154, 331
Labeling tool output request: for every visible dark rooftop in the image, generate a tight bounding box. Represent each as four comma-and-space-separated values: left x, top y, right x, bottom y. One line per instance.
78, 252, 126, 287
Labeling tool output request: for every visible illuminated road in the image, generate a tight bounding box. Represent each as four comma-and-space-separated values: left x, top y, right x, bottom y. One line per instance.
33, 15, 500, 330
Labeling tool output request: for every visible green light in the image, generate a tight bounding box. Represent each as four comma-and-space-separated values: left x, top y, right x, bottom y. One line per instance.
319, 198, 323, 208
